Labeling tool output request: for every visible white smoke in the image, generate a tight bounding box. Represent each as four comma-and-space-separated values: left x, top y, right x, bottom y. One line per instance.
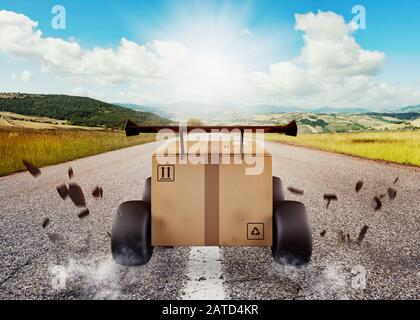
272, 261, 351, 299
49, 256, 127, 299
313, 264, 349, 299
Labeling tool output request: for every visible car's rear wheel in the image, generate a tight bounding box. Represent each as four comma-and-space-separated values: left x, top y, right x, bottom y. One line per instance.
272, 201, 312, 266
111, 201, 153, 266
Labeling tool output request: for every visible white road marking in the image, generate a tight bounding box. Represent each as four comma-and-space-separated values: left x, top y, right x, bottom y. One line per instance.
182, 246, 228, 300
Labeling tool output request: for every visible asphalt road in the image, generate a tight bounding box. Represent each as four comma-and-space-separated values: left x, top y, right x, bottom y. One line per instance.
0, 140, 419, 300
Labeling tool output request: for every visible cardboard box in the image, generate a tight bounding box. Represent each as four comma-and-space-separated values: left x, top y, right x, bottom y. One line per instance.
151, 139, 272, 246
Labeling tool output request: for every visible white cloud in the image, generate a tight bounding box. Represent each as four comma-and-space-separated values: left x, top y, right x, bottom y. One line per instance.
20, 70, 32, 82
0, 10, 191, 84
249, 11, 420, 107
241, 28, 253, 36
0, 9, 419, 108
295, 11, 385, 76
10, 70, 32, 82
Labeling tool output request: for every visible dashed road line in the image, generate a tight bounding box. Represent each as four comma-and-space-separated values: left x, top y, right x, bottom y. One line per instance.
182, 246, 228, 300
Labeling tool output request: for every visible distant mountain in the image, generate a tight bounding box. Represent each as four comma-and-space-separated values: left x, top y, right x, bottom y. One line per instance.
400, 105, 420, 113
117, 102, 309, 122
116, 100, 420, 124
247, 105, 307, 114
314, 107, 372, 114
0, 93, 171, 129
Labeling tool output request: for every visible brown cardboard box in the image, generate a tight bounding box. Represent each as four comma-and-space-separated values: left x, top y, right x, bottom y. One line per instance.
151, 139, 272, 246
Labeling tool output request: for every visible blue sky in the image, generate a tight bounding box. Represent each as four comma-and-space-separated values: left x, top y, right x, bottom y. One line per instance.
0, 0, 420, 108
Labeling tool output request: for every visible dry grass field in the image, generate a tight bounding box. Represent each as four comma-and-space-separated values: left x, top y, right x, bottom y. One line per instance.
0, 127, 155, 176
267, 130, 420, 167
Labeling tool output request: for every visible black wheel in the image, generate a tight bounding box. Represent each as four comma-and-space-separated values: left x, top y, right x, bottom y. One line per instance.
272, 201, 312, 266
142, 177, 151, 209
273, 176, 285, 206
111, 201, 153, 266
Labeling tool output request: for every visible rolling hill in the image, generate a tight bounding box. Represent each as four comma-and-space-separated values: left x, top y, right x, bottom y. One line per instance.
245, 112, 420, 134
0, 93, 171, 129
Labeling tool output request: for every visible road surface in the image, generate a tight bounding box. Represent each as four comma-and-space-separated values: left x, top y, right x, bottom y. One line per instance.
0, 141, 419, 299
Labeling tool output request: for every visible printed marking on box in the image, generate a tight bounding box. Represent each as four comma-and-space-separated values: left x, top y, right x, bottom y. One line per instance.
157, 165, 175, 182
247, 223, 264, 240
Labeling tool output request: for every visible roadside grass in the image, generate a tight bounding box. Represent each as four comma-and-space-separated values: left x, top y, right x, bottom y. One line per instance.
0, 127, 155, 176
266, 129, 420, 167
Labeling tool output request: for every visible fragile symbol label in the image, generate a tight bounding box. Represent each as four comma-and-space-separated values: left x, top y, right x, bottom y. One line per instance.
157, 165, 175, 182
247, 223, 264, 240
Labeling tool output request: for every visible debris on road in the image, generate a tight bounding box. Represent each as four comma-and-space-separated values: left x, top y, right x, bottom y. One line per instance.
107, 231, 111, 238
357, 225, 369, 245
393, 176, 399, 184
68, 183, 86, 207
287, 186, 304, 195
320, 230, 326, 237
56, 184, 69, 200
198, 277, 206, 281
92, 186, 103, 199
22, 160, 41, 177
77, 209, 90, 219
346, 233, 352, 244
68, 167, 74, 179
373, 196, 382, 211
355, 180, 364, 193
42, 217, 50, 229
388, 187, 397, 200
324, 194, 338, 209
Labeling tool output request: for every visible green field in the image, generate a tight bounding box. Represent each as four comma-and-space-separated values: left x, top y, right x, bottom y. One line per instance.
0, 127, 155, 176
267, 130, 420, 167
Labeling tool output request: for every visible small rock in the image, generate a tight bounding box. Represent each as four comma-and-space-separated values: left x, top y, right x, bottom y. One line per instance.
387, 187, 397, 200
355, 180, 363, 193
56, 184, 69, 200
357, 225, 369, 245
69, 183, 86, 207
324, 194, 337, 209
22, 160, 41, 177
287, 187, 304, 195
92, 186, 103, 199
68, 167, 74, 179
373, 196, 382, 211
42, 217, 50, 229
77, 209, 90, 219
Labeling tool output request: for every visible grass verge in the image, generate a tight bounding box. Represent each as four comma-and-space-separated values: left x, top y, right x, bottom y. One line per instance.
266, 130, 420, 167
0, 127, 155, 176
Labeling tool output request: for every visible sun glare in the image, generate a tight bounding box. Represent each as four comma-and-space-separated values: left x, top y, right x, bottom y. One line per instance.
152, 1, 260, 103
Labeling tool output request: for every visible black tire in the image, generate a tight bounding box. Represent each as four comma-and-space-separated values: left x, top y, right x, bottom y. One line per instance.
272, 201, 312, 266
111, 201, 153, 266
142, 177, 151, 209
273, 176, 285, 206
